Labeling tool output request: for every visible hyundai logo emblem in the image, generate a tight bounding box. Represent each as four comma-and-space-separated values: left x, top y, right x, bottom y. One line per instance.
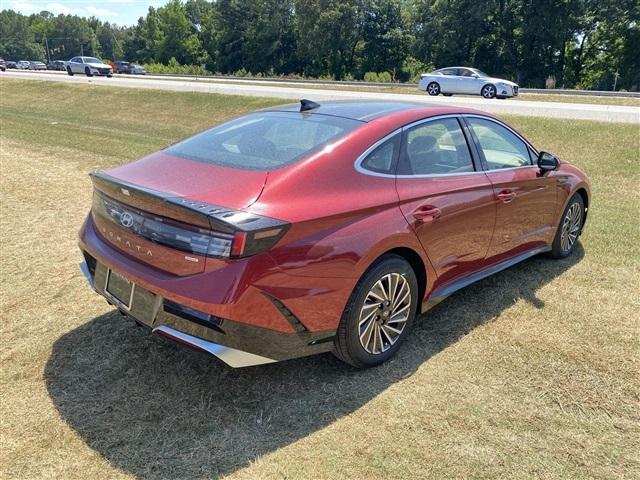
119, 211, 134, 228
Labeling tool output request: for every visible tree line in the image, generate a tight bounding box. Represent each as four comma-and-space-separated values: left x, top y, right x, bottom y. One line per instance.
1, 0, 638, 90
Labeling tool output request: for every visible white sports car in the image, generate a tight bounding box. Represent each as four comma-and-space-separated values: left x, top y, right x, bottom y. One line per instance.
418, 67, 519, 99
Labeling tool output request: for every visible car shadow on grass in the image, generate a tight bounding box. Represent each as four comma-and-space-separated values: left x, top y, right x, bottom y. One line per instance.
46, 245, 583, 479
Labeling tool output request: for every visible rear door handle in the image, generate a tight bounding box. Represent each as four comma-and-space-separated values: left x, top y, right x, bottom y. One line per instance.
497, 189, 517, 203
412, 205, 441, 222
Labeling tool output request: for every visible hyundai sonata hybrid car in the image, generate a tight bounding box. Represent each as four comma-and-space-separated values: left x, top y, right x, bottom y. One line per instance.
418, 67, 519, 99
78, 100, 589, 368
66, 56, 113, 77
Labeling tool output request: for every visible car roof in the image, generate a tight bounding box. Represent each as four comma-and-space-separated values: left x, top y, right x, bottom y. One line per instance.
263, 100, 485, 123
265, 100, 439, 122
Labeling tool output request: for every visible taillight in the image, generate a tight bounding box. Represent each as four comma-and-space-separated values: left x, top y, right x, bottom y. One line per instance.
92, 192, 288, 259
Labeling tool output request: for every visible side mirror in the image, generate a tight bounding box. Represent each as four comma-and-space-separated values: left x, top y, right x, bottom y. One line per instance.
537, 151, 559, 173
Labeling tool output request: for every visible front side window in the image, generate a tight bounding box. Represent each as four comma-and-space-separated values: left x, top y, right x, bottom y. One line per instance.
166, 112, 362, 171
466, 117, 532, 169
399, 118, 475, 175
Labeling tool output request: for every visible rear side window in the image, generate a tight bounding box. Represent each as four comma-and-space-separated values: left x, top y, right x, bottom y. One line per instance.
399, 118, 475, 175
166, 112, 361, 171
360, 135, 399, 174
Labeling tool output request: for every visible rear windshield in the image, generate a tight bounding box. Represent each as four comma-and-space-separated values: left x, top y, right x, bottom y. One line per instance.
165, 112, 362, 170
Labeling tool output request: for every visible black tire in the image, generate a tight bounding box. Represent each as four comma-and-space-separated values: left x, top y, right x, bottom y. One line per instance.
85, 67, 93, 77
426, 82, 440, 96
481, 84, 496, 99
333, 254, 419, 368
443, 93, 453, 97
66, 66, 73, 76
550, 193, 585, 259
107, 74, 112, 78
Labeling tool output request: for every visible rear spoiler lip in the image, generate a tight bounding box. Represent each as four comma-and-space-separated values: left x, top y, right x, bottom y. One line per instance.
89, 171, 287, 234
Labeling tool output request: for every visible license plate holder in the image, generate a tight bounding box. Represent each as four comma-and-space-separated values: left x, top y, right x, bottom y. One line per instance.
105, 269, 135, 310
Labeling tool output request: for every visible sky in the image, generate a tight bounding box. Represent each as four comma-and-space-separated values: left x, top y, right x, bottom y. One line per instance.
4, 0, 172, 26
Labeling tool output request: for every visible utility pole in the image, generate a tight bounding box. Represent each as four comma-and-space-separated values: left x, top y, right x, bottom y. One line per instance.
44, 37, 51, 63
613, 70, 620, 91
81, 43, 84, 56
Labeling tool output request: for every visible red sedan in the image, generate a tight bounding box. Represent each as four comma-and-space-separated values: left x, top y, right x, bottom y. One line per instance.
78, 100, 590, 368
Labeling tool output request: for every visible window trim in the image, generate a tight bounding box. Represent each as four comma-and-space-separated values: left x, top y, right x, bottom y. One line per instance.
462, 114, 539, 172
354, 129, 402, 178
354, 114, 486, 178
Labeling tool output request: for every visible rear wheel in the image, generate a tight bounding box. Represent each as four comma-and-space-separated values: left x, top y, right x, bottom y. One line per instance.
85, 67, 93, 77
426, 82, 440, 96
443, 93, 453, 97
333, 255, 418, 368
66, 66, 73, 76
551, 194, 584, 258
481, 84, 496, 99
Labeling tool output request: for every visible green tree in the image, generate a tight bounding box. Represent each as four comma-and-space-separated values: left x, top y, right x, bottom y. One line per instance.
0, 10, 46, 60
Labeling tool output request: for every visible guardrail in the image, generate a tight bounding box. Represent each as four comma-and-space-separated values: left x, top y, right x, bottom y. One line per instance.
145, 73, 640, 98
6, 68, 639, 98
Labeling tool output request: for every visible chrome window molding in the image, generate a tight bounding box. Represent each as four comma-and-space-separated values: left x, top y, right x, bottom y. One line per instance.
353, 128, 402, 178
354, 113, 540, 179
355, 114, 482, 179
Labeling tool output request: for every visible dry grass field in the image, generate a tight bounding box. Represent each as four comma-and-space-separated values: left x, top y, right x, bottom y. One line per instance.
1, 78, 638, 479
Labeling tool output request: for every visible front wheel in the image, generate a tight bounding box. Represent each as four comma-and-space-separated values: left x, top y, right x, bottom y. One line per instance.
333, 255, 418, 368
481, 84, 496, 99
66, 66, 73, 76
85, 67, 93, 77
550, 193, 584, 259
426, 82, 440, 96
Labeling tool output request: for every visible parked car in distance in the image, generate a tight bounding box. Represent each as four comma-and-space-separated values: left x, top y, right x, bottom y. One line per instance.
114, 60, 131, 73
79, 100, 590, 369
66, 56, 113, 77
6, 61, 17, 69
114, 61, 147, 75
0, 58, 5, 72
47, 60, 66, 71
419, 67, 519, 99
29, 61, 47, 70
129, 64, 146, 75
17, 60, 30, 69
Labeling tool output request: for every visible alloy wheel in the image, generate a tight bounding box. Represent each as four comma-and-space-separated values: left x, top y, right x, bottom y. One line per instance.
482, 85, 496, 98
427, 82, 440, 96
358, 273, 411, 354
560, 203, 582, 253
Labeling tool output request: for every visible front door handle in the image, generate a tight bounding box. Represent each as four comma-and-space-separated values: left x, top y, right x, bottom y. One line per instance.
497, 189, 516, 203
412, 205, 442, 222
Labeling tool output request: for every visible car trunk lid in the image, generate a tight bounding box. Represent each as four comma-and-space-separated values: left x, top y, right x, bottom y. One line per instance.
90, 152, 269, 276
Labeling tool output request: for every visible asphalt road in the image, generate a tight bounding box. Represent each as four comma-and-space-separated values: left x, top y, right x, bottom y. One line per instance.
3, 70, 638, 123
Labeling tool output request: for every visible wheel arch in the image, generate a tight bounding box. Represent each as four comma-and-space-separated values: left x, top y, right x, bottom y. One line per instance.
575, 187, 589, 229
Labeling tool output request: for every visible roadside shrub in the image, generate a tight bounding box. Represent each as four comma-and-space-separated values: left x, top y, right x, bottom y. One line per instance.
399, 56, 433, 83
232, 68, 252, 77
143, 58, 210, 76
364, 71, 379, 82
377, 71, 392, 83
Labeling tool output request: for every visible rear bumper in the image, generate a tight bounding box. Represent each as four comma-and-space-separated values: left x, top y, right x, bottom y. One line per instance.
79, 257, 336, 366
78, 215, 338, 367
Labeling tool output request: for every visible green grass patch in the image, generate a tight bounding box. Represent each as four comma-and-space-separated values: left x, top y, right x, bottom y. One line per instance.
1, 78, 638, 479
